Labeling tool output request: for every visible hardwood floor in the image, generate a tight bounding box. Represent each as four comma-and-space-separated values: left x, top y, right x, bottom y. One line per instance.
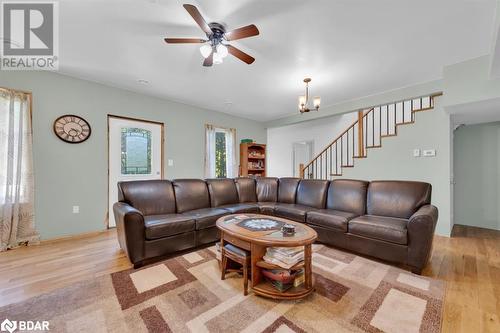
0, 225, 499, 332
425, 225, 500, 333
0, 230, 132, 307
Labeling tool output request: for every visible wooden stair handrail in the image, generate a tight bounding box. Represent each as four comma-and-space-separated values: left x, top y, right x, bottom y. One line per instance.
301, 93, 442, 179
302, 108, 373, 170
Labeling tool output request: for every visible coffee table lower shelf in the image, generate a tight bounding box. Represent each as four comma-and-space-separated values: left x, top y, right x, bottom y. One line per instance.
252, 279, 315, 300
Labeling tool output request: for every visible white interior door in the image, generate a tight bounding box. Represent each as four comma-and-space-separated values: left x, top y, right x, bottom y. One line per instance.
108, 116, 163, 227
292, 141, 314, 177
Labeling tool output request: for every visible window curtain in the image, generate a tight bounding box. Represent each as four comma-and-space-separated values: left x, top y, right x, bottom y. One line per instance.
204, 124, 216, 178
0, 88, 39, 251
225, 128, 237, 178
204, 125, 237, 178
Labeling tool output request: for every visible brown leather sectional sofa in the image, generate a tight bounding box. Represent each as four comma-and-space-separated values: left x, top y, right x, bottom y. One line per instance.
114, 177, 438, 274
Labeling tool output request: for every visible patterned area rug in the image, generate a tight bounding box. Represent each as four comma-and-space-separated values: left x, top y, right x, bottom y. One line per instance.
0, 245, 445, 332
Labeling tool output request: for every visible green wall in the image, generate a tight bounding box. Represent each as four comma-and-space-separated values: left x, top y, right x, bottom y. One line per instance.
338, 97, 452, 236
454, 122, 500, 230
0, 71, 267, 239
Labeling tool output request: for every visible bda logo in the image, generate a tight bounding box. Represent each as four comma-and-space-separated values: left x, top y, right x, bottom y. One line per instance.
0, 319, 17, 333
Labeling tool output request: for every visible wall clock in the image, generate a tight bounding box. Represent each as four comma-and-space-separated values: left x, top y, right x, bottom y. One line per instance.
53, 115, 91, 143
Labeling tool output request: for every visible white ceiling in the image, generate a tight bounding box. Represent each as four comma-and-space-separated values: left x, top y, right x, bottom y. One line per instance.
59, 0, 497, 121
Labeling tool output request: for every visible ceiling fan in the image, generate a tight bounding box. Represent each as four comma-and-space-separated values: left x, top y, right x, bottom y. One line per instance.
164, 4, 259, 67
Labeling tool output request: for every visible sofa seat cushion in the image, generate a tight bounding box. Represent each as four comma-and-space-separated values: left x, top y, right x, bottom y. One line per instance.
219, 203, 259, 214
274, 203, 314, 223
348, 215, 408, 245
306, 209, 358, 232
144, 214, 195, 240
258, 202, 276, 215
182, 208, 230, 230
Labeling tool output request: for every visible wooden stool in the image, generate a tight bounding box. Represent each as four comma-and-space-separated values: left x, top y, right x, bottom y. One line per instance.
221, 243, 251, 295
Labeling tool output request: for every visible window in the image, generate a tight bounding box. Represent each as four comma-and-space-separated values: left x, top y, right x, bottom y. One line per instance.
215, 131, 227, 178
205, 125, 236, 178
121, 127, 152, 175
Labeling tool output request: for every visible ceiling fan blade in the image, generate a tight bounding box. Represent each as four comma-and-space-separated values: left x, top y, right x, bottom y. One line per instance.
227, 45, 255, 64
164, 38, 207, 44
183, 4, 212, 35
203, 53, 213, 67
225, 24, 259, 41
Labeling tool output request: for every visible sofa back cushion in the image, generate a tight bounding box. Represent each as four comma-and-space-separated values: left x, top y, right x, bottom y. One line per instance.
296, 180, 329, 208
327, 179, 369, 215
278, 178, 300, 203
118, 180, 175, 215
256, 177, 278, 202
206, 178, 239, 207
173, 179, 210, 213
367, 181, 432, 219
235, 178, 257, 203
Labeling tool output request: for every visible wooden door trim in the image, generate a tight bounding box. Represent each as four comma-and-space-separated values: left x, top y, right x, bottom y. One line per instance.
106, 114, 165, 228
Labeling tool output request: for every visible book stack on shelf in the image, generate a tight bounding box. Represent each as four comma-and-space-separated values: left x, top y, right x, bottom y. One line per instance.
262, 246, 305, 292
248, 160, 264, 170
263, 246, 304, 269
262, 268, 304, 292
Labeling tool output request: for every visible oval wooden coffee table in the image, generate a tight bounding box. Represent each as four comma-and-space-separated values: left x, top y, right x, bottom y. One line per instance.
216, 213, 317, 300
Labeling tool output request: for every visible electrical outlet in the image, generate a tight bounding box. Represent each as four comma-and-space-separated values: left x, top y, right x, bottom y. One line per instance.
72, 206, 79, 214
168, 159, 174, 167
413, 149, 421, 157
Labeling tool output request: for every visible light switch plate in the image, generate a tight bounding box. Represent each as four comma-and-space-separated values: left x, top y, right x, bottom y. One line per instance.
413, 149, 421, 157
72, 206, 79, 214
423, 149, 436, 157
167, 159, 174, 167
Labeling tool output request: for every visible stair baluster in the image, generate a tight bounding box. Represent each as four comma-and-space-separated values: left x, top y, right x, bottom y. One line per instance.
300, 94, 440, 179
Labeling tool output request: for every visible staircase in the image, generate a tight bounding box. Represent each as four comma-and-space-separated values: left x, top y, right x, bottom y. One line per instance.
299, 93, 441, 179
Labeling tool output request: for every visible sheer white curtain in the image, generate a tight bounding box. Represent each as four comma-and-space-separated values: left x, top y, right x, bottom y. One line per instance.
225, 128, 237, 178
0, 88, 39, 251
204, 125, 237, 178
204, 124, 216, 178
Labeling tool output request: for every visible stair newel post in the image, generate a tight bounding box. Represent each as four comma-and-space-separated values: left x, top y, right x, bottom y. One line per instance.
357, 110, 364, 157
299, 163, 305, 179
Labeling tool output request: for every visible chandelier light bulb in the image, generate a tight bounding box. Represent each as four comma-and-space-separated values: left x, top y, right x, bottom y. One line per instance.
313, 96, 321, 108
216, 44, 228, 58
298, 96, 306, 106
199, 44, 212, 59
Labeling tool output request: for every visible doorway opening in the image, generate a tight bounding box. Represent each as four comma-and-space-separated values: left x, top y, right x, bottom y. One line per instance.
292, 141, 314, 177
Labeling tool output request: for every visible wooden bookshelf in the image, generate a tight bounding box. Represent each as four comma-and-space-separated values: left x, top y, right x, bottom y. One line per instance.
255, 260, 305, 271
240, 142, 266, 177
252, 279, 313, 300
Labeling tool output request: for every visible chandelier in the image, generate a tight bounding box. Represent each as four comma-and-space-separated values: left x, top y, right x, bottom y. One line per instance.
298, 78, 321, 113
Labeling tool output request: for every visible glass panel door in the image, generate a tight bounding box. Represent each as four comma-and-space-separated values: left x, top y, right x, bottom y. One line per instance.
108, 116, 163, 227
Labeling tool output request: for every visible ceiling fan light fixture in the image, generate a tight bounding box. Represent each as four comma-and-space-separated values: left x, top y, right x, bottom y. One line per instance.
200, 44, 212, 58
216, 44, 228, 58
165, 4, 258, 66
213, 52, 223, 64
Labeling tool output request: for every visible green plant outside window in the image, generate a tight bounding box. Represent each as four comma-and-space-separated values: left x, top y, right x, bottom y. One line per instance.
215, 131, 227, 178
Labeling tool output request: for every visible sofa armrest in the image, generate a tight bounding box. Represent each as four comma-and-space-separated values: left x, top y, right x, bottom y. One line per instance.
113, 202, 146, 265
407, 204, 439, 273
